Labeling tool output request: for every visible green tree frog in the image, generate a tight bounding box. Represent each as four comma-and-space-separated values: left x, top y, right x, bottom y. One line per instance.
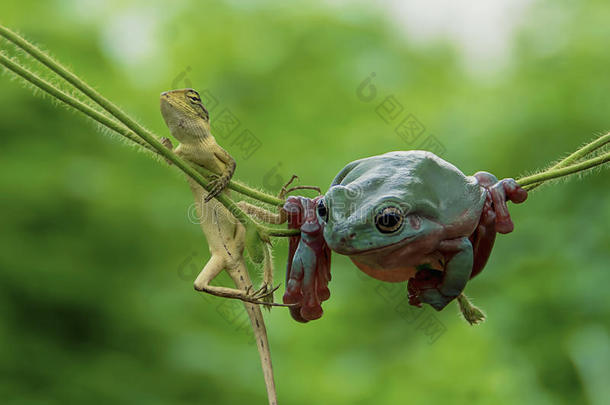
317, 151, 527, 310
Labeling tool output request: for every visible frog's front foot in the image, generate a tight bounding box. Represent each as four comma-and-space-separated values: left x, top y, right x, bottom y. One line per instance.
407, 269, 454, 311
474, 172, 528, 234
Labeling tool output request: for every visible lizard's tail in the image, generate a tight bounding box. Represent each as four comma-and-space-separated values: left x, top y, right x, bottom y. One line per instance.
228, 264, 277, 405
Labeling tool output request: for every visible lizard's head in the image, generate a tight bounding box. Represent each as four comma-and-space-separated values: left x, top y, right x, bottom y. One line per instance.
160, 88, 210, 142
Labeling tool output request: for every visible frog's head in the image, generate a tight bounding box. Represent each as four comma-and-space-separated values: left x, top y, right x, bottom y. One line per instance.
319, 161, 439, 255
160, 88, 211, 142
318, 187, 425, 255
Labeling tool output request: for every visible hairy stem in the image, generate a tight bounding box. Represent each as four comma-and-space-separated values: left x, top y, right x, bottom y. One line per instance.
0, 52, 155, 151
517, 150, 610, 189
0, 25, 284, 206
527, 131, 610, 191
0, 26, 291, 236
0, 25, 156, 149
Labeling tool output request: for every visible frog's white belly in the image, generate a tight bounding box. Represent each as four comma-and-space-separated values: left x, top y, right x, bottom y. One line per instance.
350, 249, 445, 283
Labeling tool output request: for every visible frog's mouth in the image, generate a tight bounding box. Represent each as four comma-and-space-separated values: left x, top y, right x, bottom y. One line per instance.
329, 234, 417, 256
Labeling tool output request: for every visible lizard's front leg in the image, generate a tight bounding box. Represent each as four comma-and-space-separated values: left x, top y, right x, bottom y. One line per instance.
238, 201, 287, 225
160, 137, 175, 165
205, 147, 236, 202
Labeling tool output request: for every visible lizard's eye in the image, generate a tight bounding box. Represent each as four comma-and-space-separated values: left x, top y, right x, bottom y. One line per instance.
375, 206, 403, 234
186, 92, 201, 103
317, 199, 328, 222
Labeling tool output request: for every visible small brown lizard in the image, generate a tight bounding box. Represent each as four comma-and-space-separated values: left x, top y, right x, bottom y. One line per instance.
160, 88, 295, 405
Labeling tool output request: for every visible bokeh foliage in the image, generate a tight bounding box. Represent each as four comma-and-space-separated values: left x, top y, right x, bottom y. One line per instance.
0, 1, 609, 404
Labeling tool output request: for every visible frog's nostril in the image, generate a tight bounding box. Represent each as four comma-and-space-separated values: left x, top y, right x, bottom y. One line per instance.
339, 237, 346, 243
349, 233, 356, 239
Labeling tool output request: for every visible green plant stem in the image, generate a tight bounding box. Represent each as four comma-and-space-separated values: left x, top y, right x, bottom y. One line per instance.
0, 26, 217, 189
0, 25, 155, 148
517, 150, 610, 189
0, 52, 155, 151
527, 131, 610, 190
0, 52, 297, 237
0, 25, 284, 206
0, 27, 225, 201
552, 131, 610, 167
2, 42, 606, 234
0, 26, 293, 236
266, 228, 300, 237
0, 49, 285, 208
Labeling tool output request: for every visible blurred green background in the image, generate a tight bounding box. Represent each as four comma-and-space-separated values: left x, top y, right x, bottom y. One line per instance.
1, 1, 609, 404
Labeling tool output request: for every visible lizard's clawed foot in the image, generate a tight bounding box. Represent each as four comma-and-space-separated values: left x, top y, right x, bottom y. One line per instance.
196, 283, 291, 307
253, 283, 279, 308
160, 137, 174, 165
248, 283, 280, 300
204, 173, 232, 202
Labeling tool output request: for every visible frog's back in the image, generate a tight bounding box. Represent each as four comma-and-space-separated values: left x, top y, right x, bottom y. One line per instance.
332, 150, 485, 227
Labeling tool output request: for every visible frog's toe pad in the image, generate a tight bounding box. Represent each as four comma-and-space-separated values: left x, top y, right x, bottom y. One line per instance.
419, 289, 452, 311
301, 303, 323, 321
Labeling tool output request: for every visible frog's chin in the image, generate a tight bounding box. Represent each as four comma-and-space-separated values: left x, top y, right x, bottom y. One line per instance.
350, 258, 418, 282
328, 235, 417, 256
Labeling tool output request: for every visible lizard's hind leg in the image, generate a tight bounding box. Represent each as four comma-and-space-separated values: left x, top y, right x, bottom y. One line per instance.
194, 254, 278, 305
236, 201, 283, 305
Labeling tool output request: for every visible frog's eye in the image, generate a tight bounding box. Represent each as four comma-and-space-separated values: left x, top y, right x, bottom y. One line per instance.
317, 199, 328, 222
375, 206, 404, 234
